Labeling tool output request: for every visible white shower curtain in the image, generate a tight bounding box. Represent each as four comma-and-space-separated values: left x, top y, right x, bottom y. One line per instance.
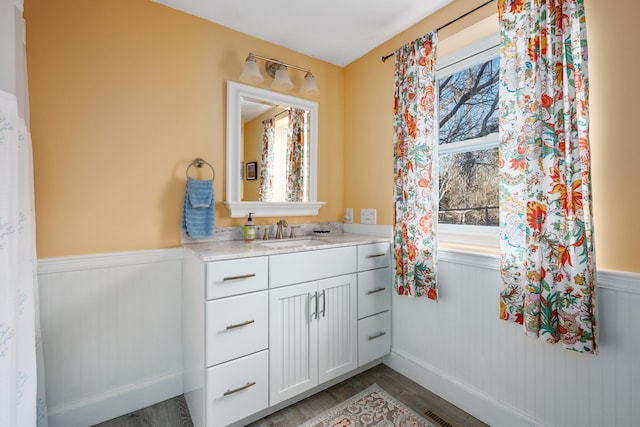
1, 0, 48, 425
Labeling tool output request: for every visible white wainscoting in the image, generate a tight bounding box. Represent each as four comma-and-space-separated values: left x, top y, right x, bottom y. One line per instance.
36, 242, 639, 427
387, 249, 640, 427
38, 248, 184, 427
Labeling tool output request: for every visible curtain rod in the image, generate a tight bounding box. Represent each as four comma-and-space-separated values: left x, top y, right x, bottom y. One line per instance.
273, 109, 290, 119
380, 0, 496, 63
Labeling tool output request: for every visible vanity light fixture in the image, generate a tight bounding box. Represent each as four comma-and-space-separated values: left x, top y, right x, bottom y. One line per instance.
239, 53, 320, 97
238, 55, 264, 84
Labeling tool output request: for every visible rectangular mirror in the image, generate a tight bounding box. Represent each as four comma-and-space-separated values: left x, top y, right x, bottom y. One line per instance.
225, 81, 324, 217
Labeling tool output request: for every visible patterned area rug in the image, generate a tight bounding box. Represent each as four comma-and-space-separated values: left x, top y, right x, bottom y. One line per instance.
298, 384, 435, 427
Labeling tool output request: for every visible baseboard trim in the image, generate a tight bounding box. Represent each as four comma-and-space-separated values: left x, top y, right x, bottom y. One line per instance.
384, 350, 544, 427
38, 247, 184, 274
47, 370, 183, 427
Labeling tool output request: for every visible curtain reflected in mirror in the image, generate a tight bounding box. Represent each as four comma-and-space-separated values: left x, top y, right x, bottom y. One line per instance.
244, 105, 309, 202
285, 108, 307, 202
259, 118, 275, 201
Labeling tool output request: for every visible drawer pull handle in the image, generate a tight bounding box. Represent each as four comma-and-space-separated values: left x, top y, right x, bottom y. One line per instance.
223, 273, 256, 281
366, 253, 386, 259
226, 319, 255, 330
368, 331, 387, 340
223, 381, 256, 396
311, 291, 319, 320
367, 287, 386, 295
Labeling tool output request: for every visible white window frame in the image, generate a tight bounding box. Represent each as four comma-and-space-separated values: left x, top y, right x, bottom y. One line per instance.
436, 34, 500, 248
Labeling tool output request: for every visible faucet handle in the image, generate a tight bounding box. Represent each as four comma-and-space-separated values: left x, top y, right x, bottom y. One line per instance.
289, 226, 300, 239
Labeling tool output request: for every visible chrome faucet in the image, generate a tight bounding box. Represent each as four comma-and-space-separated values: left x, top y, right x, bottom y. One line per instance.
275, 219, 288, 239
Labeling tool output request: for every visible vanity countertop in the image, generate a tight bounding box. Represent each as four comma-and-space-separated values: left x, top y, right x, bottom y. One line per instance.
184, 232, 391, 262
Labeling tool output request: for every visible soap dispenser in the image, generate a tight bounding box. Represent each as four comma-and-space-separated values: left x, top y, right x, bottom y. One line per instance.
244, 212, 256, 241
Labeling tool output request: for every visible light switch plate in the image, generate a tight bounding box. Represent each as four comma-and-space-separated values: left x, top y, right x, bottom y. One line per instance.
361, 208, 377, 225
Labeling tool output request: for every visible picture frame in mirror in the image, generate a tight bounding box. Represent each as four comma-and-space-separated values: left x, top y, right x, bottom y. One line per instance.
246, 162, 257, 180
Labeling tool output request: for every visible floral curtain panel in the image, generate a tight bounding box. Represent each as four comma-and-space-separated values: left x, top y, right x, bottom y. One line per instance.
286, 108, 306, 202
259, 118, 275, 202
497, 0, 597, 353
392, 32, 439, 300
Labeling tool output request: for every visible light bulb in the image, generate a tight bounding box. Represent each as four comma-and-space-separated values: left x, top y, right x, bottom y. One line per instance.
239, 56, 264, 84
299, 72, 320, 97
272, 65, 293, 91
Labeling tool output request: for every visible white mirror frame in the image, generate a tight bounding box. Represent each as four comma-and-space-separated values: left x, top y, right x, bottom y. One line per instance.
224, 81, 325, 218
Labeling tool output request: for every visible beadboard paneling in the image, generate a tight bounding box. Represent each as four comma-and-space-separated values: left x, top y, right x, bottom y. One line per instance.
37, 244, 639, 427
38, 249, 183, 427
388, 250, 640, 427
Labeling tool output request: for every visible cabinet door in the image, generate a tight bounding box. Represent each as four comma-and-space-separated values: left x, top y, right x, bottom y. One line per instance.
318, 274, 358, 384
269, 281, 319, 405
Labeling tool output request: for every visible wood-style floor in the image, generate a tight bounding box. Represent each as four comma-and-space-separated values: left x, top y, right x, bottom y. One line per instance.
94, 364, 488, 427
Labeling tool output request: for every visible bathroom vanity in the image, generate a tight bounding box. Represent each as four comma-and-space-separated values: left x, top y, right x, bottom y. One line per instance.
182, 233, 391, 427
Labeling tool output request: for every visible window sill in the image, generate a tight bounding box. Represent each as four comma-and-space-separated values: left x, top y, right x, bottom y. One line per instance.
438, 224, 499, 256
439, 241, 499, 257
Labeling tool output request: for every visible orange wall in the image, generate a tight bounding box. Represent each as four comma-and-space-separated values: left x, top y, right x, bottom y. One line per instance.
344, 1, 497, 231
583, 0, 640, 272
25, 0, 344, 258
26, 0, 640, 273
344, 0, 640, 273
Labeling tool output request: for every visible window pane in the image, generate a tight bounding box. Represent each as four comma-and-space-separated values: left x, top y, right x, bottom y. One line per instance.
438, 148, 499, 226
438, 57, 499, 145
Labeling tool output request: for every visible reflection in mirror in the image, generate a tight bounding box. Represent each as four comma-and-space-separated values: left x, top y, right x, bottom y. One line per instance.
241, 102, 309, 202
225, 81, 324, 218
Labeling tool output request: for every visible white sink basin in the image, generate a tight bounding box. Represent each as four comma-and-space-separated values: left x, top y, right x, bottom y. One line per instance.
259, 239, 328, 249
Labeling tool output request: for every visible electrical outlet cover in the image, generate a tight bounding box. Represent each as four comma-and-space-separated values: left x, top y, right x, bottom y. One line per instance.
361, 208, 377, 225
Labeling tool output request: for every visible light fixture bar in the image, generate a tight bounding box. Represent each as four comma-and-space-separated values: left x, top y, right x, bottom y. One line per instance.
248, 53, 312, 75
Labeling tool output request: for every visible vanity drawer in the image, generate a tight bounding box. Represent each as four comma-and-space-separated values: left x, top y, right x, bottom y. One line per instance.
206, 256, 268, 299
358, 310, 391, 366
357, 242, 391, 271
269, 246, 356, 288
357, 267, 391, 319
206, 350, 269, 427
206, 291, 268, 367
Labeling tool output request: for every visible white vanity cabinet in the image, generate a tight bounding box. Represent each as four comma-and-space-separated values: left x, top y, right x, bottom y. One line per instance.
356, 242, 392, 366
183, 237, 391, 427
268, 246, 357, 405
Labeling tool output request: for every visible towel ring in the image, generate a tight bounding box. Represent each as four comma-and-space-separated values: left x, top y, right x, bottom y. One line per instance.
186, 158, 215, 180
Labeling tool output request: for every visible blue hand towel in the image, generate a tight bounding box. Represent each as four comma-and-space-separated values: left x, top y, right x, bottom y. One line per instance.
182, 177, 214, 239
